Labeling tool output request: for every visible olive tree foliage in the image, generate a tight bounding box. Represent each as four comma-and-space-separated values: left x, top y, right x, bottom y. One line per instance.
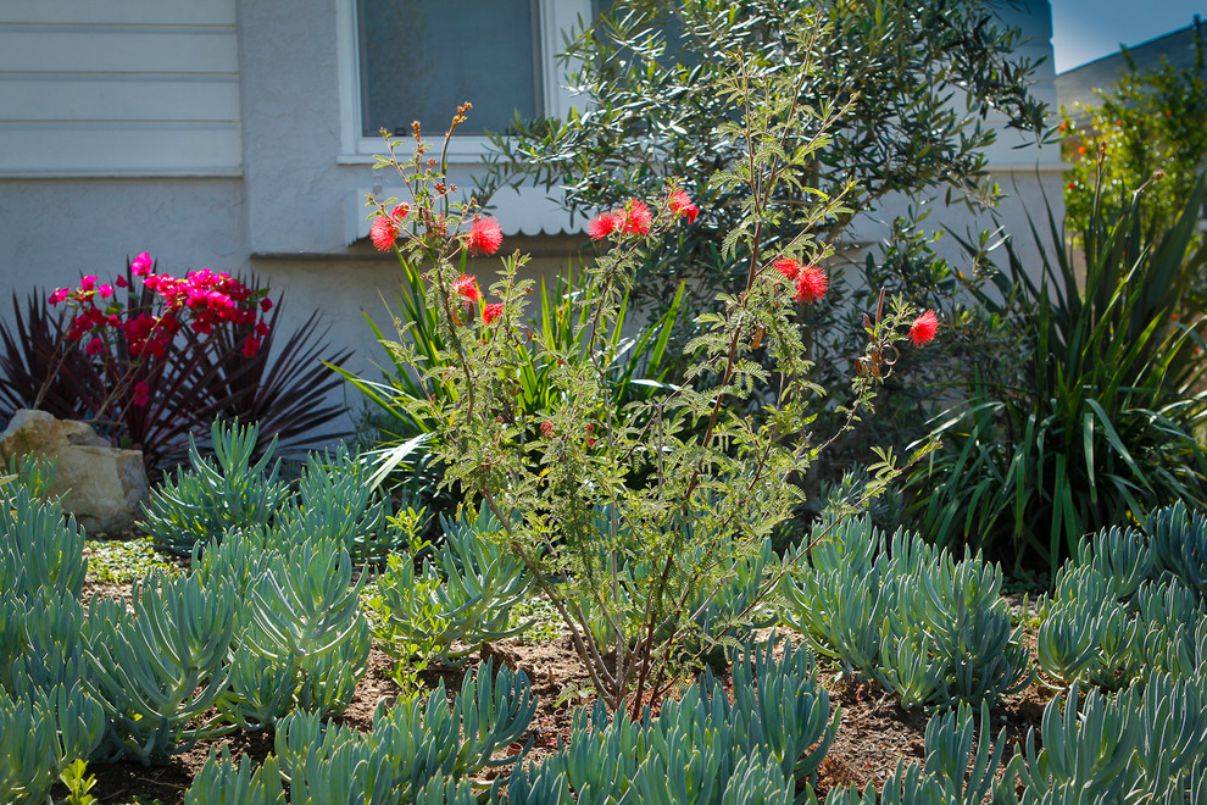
480, 0, 1048, 307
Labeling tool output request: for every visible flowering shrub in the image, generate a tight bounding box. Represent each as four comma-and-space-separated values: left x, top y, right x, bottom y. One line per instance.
1, 257, 350, 468
47, 254, 272, 413
365, 57, 935, 713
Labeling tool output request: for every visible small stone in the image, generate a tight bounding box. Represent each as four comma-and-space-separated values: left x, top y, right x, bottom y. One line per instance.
0, 409, 149, 535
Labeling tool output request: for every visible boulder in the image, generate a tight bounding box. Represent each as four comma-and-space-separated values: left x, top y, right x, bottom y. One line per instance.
0, 409, 149, 534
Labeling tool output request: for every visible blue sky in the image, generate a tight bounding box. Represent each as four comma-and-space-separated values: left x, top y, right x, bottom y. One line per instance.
1051, 0, 1204, 72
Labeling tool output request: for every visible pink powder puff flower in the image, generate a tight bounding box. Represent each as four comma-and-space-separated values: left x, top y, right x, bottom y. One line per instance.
909, 310, 939, 347
587, 211, 622, 240
467, 217, 504, 256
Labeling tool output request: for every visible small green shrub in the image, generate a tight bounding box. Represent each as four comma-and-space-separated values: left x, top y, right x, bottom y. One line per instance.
140, 419, 289, 556
781, 516, 1030, 709
368, 506, 530, 684
185, 750, 285, 805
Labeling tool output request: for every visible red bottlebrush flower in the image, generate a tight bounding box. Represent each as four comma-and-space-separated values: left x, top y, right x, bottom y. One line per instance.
132, 381, 150, 408
482, 302, 504, 326
587, 211, 621, 240
48, 288, 69, 305
453, 273, 481, 303
241, 335, 261, 357
85, 336, 103, 356
793, 266, 828, 304
622, 200, 653, 235
391, 203, 410, 221
260, 297, 273, 312
370, 215, 399, 251
773, 257, 802, 281
131, 251, 153, 276
668, 190, 699, 224
467, 217, 504, 256
540, 420, 555, 438
586, 436, 597, 448
909, 309, 939, 347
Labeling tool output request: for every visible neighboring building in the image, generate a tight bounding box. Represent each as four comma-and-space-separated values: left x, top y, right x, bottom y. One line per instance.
0, 0, 1062, 434
1056, 17, 1206, 122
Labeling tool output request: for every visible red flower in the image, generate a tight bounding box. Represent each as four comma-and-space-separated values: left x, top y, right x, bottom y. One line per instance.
241, 335, 261, 357
98, 284, 114, 299
115, 275, 129, 288
587, 211, 621, 240
540, 420, 555, 438
909, 309, 939, 347
482, 302, 504, 325
85, 336, 104, 356
467, 217, 504, 256
391, 203, 410, 221
132, 381, 150, 408
255, 322, 272, 337
80, 275, 97, 292
773, 257, 802, 281
48, 288, 69, 305
131, 252, 153, 277
793, 266, 828, 304
623, 200, 653, 235
260, 297, 273, 312
370, 216, 399, 251
453, 273, 481, 303
668, 190, 699, 224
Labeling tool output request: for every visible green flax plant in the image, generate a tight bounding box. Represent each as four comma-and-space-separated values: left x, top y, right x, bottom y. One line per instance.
908, 173, 1207, 574
363, 18, 930, 716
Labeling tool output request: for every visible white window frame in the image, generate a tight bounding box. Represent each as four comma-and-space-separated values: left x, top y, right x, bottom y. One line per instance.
335, 0, 591, 164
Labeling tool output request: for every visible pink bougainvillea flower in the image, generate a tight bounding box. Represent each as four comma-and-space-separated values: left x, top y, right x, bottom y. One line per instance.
793, 266, 828, 304
587, 211, 621, 240
370, 215, 399, 251
773, 257, 802, 281
452, 273, 481, 303
85, 335, 104, 356
482, 302, 504, 326
909, 309, 939, 347
260, 297, 273, 312
622, 200, 653, 235
467, 217, 504, 256
255, 321, 271, 338
540, 420, 555, 438
115, 275, 129, 288
668, 190, 699, 224
48, 288, 70, 305
79, 275, 97, 292
131, 252, 153, 276
132, 380, 151, 408
241, 335, 261, 358
98, 284, 114, 299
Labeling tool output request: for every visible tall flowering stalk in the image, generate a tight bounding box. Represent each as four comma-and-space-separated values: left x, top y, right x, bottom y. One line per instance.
369, 42, 935, 712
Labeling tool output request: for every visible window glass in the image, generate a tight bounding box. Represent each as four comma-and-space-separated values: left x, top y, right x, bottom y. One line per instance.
357, 0, 542, 136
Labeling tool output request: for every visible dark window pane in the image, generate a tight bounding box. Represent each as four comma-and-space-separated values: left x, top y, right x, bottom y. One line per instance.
357, 0, 542, 137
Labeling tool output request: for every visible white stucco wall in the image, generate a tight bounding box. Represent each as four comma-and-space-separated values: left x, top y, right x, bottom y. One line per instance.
0, 0, 1065, 442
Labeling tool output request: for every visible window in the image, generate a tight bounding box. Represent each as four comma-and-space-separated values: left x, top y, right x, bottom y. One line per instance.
337, 0, 590, 162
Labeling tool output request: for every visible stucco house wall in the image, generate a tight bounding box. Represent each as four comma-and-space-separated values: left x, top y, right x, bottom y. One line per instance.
0, 0, 1063, 436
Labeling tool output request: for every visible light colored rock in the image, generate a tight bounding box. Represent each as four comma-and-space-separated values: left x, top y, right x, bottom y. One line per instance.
0, 409, 148, 534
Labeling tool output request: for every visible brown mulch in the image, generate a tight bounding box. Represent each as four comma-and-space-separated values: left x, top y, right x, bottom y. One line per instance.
79, 578, 1052, 804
